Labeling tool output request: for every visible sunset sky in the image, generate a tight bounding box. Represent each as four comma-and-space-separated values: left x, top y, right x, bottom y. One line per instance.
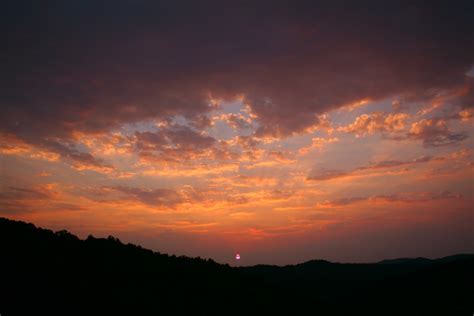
1, 1, 473, 265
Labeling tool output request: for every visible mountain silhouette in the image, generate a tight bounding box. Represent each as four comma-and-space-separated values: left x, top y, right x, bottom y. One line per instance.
0, 217, 472, 315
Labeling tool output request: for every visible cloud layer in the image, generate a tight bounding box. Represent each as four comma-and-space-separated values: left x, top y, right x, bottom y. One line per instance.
2, 1, 473, 146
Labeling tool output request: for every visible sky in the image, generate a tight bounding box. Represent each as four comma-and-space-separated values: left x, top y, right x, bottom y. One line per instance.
1, 1, 473, 265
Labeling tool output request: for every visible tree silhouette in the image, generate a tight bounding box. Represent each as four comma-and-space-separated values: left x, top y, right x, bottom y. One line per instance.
0, 217, 472, 316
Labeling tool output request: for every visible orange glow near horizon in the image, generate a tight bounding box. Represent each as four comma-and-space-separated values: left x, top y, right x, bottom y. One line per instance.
1, 94, 473, 265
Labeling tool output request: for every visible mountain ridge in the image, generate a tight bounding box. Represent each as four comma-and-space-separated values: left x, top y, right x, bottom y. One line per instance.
2, 217, 470, 267
1, 217, 472, 316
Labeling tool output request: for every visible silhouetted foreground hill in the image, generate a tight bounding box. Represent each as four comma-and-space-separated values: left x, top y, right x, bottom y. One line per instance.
0, 218, 473, 315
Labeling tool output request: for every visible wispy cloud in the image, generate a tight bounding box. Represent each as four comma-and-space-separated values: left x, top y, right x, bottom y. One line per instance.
318, 191, 462, 207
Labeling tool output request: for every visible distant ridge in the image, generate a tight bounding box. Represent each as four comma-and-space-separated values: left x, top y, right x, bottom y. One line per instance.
377, 257, 432, 264
2, 217, 471, 266
377, 254, 474, 265
1, 217, 473, 316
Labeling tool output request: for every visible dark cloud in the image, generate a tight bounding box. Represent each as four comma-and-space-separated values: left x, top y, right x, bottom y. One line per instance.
110, 186, 184, 208
0, 187, 54, 201
134, 131, 168, 151
42, 140, 114, 171
358, 156, 441, 170
308, 155, 443, 181
321, 197, 367, 206
267, 189, 295, 200
135, 125, 215, 151
1, 0, 473, 147
0, 133, 112, 171
408, 118, 468, 147
320, 191, 462, 207
307, 168, 349, 181
163, 125, 215, 149
461, 81, 474, 108
235, 135, 260, 150
227, 195, 249, 205
107, 185, 208, 208
218, 113, 252, 130
134, 124, 218, 163
0, 186, 57, 214
340, 111, 470, 147
52, 203, 86, 212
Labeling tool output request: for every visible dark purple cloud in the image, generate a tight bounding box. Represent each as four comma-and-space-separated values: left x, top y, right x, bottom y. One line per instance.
308, 155, 443, 181
0, 186, 56, 214
321, 191, 462, 207
133, 124, 220, 163
307, 168, 349, 181
407, 118, 469, 147
110, 186, 183, 208
1, 0, 473, 147
0, 187, 54, 201
107, 185, 208, 208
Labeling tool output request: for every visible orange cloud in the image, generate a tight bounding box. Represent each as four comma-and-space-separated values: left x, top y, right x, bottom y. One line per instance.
408, 119, 467, 147
339, 98, 371, 112
0, 133, 60, 162
338, 112, 410, 137
213, 113, 252, 130
298, 137, 339, 155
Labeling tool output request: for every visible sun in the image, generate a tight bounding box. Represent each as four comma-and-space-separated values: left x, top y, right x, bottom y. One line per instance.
235, 253, 241, 260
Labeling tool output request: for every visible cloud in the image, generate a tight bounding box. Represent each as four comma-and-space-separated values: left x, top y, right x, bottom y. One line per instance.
404, 83, 473, 123
108, 185, 207, 208
339, 99, 372, 112
231, 174, 279, 188
299, 137, 339, 155
307, 168, 350, 181
338, 112, 410, 136
225, 135, 263, 161
214, 113, 252, 130
227, 195, 250, 205
357, 156, 442, 171
0, 133, 60, 161
1, 0, 472, 148
134, 124, 219, 164
0, 185, 59, 214
110, 186, 184, 208
408, 119, 468, 147
45, 141, 114, 172
134, 131, 168, 151
458, 108, 473, 122
0, 132, 114, 172
267, 151, 295, 163
318, 191, 462, 207
266, 189, 295, 200
308, 155, 444, 181
52, 203, 87, 212
162, 125, 215, 149
0, 186, 56, 201
340, 110, 470, 147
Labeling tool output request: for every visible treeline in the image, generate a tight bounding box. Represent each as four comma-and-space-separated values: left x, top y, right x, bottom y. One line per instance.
0, 217, 472, 315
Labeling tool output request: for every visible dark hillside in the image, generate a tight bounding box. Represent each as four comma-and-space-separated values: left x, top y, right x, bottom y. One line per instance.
1, 218, 472, 315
